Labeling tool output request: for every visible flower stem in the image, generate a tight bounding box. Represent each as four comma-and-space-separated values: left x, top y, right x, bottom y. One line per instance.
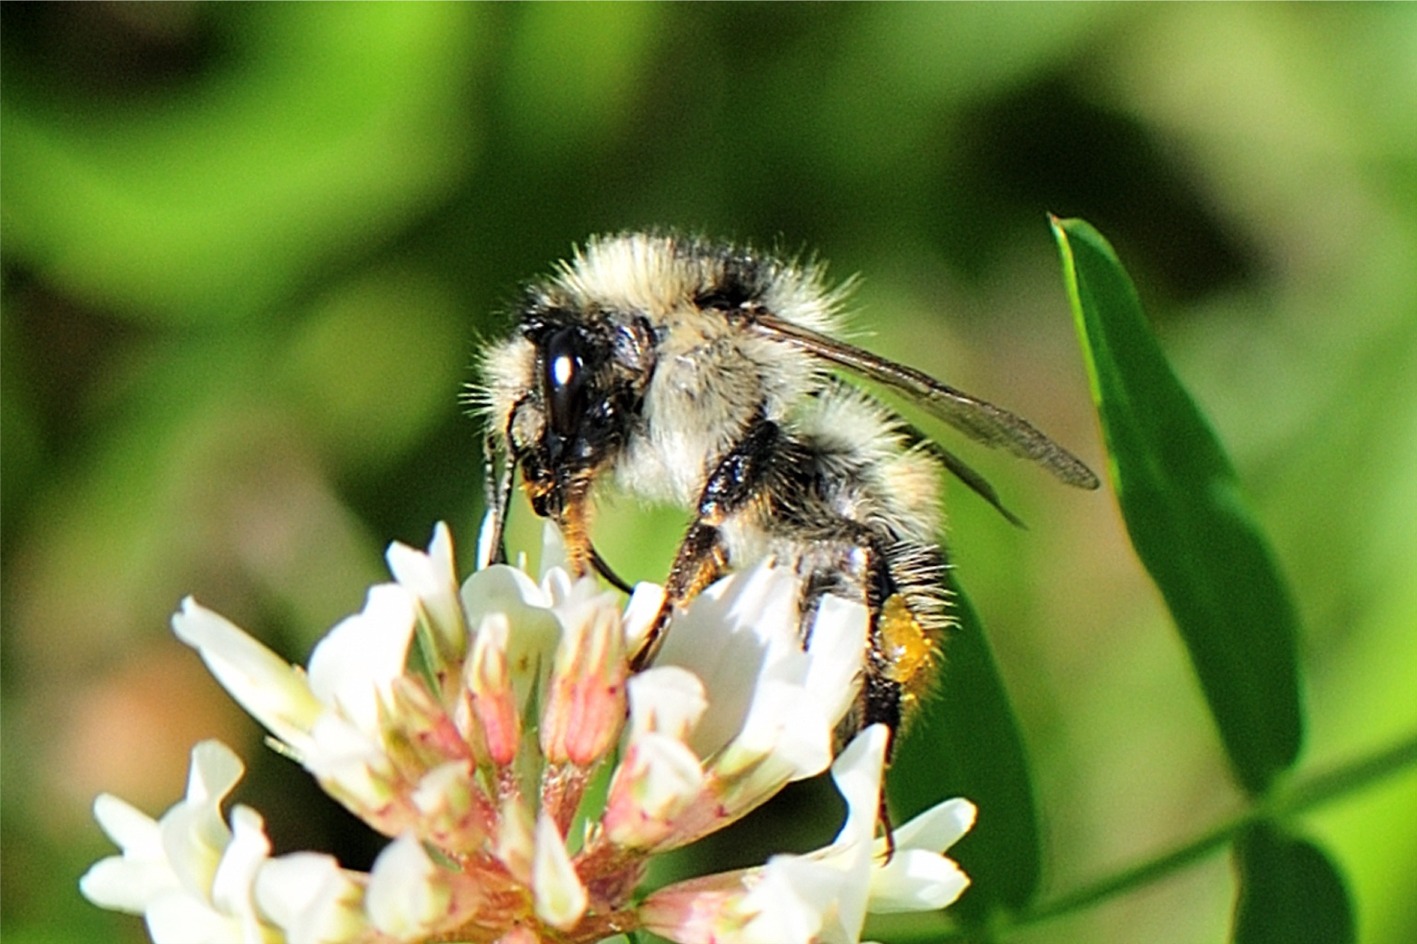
1030, 731, 1417, 926
917, 730, 1417, 942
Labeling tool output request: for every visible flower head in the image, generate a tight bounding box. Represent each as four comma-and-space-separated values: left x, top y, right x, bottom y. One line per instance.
80, 740, 367, 944
84, 523, 974, 943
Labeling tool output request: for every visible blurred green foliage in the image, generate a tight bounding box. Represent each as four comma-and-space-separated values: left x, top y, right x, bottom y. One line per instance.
2, 4, 1414, 943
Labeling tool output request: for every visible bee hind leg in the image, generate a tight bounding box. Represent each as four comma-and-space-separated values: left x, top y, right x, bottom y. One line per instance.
800, 549, 906, 856
861, 670, 904, 859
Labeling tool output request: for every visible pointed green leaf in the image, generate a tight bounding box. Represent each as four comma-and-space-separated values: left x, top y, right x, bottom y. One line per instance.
890, 581, 1041, 918
1233, 823, 1354, 944
1052, 216, 1302, 796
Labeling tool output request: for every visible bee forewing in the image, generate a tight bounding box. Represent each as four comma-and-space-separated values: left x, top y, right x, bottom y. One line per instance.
749, 313, 1100, 490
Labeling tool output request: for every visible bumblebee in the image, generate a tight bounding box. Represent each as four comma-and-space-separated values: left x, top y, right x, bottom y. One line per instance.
475, 232, 1097, 763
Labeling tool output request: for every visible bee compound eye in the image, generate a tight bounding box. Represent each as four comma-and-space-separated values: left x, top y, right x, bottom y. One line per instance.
544, 326, 589, 438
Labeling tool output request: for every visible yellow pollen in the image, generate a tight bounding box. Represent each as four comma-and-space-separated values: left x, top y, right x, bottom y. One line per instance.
880, 594, 932, 684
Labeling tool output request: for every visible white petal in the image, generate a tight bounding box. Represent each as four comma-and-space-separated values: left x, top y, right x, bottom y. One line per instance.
256, 853, 368, 944
366, 833, 449, 937
604, 733, 706, 848
532, 813, 588, 930
537, 519, 571, 581
868, 797, 975, 914
145, 891, 244, 944
714, 563, 802, 640
539, 563, 576, 605
187, 741, 246, 811
867, 848, 970, 913
627, 735, 706, 813
882, 797, 976, 857
735, 593, 868, 787
476, 506, 500, 572
738, 855, 839, 944
299, 713, 393, 808
654, 566, 791, 758
307, 584, 417, 734
461, 566, 562, 701
632, 731, 891, 942
621, 582, 667, 654
79, 854, 171, 913
209, 806, 270, 920
462, 559, 551, 620
90, 792, 161, 858
159, 742, 247, 903
720, 676, 834, 781
387, 522, 465, 662
172, 599, 323, 750
80, 742, 251, 917
626, 666, 707, 742
816, 725, 890, 941
801, 594, 870, 724
156, 809, 223, 904
661, 562, 868, 785
712, 726, 890, 944
827, 725, 889, 848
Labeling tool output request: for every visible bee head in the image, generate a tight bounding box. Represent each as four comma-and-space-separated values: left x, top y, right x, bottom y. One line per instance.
497, 302, 656, 565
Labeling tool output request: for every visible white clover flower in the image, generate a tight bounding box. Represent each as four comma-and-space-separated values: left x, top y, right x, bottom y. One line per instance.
80, 740, 368, 944
84, 522, 975, 943
639, 725, 975, 944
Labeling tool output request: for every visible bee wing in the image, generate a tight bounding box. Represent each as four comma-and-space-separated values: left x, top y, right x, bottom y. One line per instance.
912, 433, 1027, 528
750, 313, 1100, 490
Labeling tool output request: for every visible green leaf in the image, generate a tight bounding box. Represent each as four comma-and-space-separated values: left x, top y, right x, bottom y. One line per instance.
1052, 216, 1302, 796
890, 581, 1041, 919
1233, 823, 1354, 944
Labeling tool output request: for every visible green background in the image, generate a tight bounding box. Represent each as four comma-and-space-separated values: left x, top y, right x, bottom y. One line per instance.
2, 4, 1413, 942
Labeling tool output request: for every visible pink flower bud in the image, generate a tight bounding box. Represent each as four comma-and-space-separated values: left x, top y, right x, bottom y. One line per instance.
540, 605, 627, 767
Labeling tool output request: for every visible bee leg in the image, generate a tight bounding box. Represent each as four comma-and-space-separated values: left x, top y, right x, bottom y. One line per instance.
632, 415, 779, 670
878, 791, 897, 860
587, 541, 634, 594
799, 538, 906, 855
481, 431, 514, 567
631, 521, 726, 670
862, 543, 912, 857
862, 670, 903, 859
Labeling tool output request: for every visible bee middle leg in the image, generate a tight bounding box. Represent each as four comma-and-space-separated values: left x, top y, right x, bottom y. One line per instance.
630, 521, 728, 671
631, 414, 780, 671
